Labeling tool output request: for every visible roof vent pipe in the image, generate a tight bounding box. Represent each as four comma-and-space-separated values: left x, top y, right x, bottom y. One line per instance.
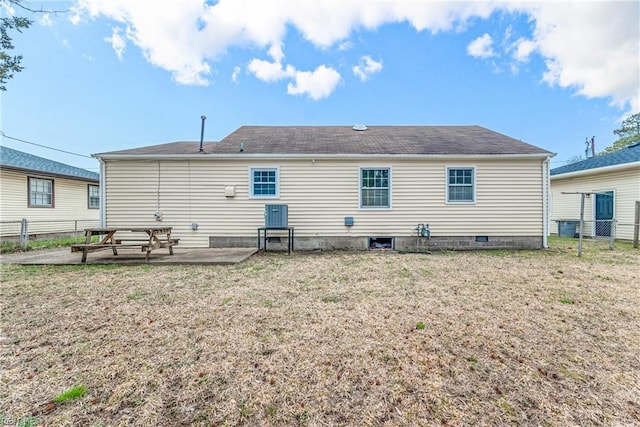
199, 115, 207, 152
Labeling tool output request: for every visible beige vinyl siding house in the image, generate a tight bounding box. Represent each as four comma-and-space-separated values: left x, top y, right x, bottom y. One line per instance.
550, 143, 640, 241
0, 146, 100, 238
95, 126, 554, 250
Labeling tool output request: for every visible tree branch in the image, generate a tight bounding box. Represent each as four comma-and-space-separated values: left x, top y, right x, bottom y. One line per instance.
5, 0, 69, 14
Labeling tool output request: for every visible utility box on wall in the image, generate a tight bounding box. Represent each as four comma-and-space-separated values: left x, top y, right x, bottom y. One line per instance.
265, 204, 288, 228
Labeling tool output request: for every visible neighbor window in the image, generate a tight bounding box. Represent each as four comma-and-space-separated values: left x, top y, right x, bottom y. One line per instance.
250, 168, 279, 198
28, 177, 54, 207
360, 167, 391, 208
447, 167, 475, 203
88, 184, 100, 209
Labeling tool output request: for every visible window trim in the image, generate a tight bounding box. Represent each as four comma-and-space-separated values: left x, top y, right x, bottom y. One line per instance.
249, 166, 280, 199
88, 184, 100, 209
27, 176, 55, 208
445, 166, 476, 204
359, 166, 392, 210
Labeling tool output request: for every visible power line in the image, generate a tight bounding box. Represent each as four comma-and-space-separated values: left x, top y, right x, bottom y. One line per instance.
0, 130, 93, 159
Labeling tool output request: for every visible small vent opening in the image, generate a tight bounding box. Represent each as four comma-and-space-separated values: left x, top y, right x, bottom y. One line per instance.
368, 236, 394, 250
352, 124, 368, 131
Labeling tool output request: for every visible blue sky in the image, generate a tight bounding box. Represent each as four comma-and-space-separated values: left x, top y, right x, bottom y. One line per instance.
1, 1, 638, 173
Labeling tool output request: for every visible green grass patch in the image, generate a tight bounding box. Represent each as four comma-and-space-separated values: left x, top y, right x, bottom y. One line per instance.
1, 240, 21, 253
266, 404, 277, 417
1, 235, 99, 254
559, 368, 587, 381
53, 385, 87, 403
497, 397, 516, 417
127, 290, 148, 301
16, 417, 41, 427
261, 298, 275, 307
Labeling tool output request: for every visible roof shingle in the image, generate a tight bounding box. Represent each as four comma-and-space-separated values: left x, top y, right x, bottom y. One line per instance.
0, 146, 99, 181
96, 125, 552, 157
550, 143, 640, 176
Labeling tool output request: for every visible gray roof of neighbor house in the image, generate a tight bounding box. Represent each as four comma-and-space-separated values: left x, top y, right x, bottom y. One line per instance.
95, 125, 553, 157
0, 146, 99, 181
550, 143, 640, 176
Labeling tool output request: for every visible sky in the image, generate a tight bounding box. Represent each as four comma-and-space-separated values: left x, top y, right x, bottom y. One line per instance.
0, 0, 638, 173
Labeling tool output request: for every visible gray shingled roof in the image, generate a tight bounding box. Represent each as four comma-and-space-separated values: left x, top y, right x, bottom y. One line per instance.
551, 143, 640, 176
0, 146, 99, 181
97, 125, 552, 157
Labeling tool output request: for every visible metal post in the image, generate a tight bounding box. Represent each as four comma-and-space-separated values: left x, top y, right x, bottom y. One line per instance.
578, 193, 585, 257
634, 201, 639, 249
199, 116, 206, 152
20, 218, 28, 250
609, 219, 615, 250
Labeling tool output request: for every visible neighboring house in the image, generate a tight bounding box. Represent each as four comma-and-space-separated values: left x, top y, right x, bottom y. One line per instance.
550, 143, 640, 241
0, 146, 100, 238
94, 125, 554, 250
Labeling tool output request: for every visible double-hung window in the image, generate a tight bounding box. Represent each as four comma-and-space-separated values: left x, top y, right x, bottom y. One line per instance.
88, 184, 100, 209
447, 167, 475, 203
250, 167, 279, 198
28, 177, 54, 207
360, 167, 391, 208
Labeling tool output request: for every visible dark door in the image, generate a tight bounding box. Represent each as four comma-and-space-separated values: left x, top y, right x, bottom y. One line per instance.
595, 191, 614, 237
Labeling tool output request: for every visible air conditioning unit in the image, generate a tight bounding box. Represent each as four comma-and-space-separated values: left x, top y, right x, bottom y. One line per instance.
265, 204, 288, 228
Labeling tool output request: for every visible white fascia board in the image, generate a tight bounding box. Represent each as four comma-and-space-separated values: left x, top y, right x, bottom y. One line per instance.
94, 152, 554, 161
550, 161, 640, 180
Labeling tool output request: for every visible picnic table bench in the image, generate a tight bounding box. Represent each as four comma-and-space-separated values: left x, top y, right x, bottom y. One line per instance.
71, 227, 178, 263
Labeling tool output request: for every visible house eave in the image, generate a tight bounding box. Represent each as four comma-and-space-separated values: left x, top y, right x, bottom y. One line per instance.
550, 161, 640, 180
94, 152, 554, 161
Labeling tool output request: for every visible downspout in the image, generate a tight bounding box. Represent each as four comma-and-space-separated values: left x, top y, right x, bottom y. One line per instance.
98, 158, 106, 228
542, 156, 551, 248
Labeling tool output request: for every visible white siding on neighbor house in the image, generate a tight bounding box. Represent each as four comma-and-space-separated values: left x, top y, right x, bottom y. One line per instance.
0, 169, 99, 236
103, 157, 546, 247
551, 167, 640, 240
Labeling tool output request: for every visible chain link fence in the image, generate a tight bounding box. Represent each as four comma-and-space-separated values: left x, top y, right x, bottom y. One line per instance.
553, 218, 619, 256
1, 219, 100, 249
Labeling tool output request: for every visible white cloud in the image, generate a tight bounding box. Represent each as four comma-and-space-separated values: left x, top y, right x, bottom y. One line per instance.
39, 14, 54, 27
1, 1, 15, 15
267, 43, 285, 64
231, 65, 241, 84
512, 38, 536, 63
247, 43, 295, 82
104, 26, 126, 60
247, 58, 295, 82
287, 66, 341, 100
70, 0, 639, 109
338, 41, 353, 51
247, 42, 339, 99
518, 2, 639, 111
467, 33, 496, 59
353, 55, 383, 82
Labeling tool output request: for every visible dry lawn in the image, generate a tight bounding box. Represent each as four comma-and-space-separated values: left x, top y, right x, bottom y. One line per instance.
1, 244, 639, 426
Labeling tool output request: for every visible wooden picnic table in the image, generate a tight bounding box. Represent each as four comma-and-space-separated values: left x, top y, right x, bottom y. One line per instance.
71, 227, 177, 263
